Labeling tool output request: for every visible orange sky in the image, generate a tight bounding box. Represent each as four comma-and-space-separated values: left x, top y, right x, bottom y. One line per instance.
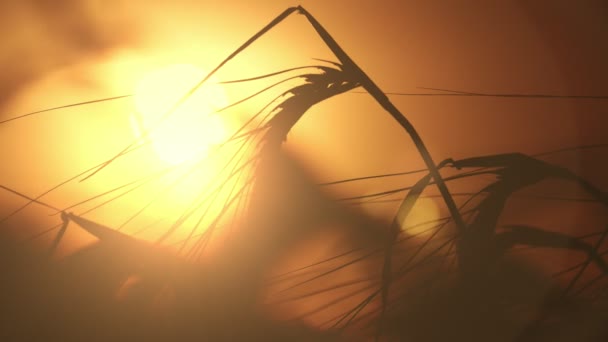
0, 0, 606, 247
2, 0, 606, 164
1, 3, 607, 339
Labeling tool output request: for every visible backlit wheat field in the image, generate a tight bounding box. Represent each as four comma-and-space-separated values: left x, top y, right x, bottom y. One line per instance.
1, 2, 607, 341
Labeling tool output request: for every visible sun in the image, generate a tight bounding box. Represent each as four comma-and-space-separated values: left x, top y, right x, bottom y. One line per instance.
131, 63, 229, 165
123, 63, 245, 244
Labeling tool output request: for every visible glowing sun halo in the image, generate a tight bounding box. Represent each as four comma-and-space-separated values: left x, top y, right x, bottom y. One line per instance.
132, 64, 229, 165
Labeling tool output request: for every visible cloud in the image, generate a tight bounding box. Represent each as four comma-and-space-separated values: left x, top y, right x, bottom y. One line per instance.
0, 0, 137, 111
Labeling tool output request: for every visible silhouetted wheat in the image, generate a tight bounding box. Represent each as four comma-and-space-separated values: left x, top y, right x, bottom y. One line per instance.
1, 5, 608, 342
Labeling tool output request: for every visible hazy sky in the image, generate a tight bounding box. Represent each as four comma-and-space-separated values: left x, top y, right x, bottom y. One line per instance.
2, 0, 606, 162
1, 0, 607, 240
1, 3, 607, 336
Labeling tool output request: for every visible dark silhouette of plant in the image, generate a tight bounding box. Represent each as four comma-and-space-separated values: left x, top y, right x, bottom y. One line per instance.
1, 5, 608, 342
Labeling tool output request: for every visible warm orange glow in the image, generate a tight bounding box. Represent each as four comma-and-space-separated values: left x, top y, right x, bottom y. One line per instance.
132, 64, 229, 165
399, 197, 440, 235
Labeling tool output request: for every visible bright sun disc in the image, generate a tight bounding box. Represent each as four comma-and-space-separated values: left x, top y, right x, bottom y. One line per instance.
132, 64, 229, 165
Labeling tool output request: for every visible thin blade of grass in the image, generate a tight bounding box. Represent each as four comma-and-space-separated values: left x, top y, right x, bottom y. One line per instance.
0, 94, 132, 125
